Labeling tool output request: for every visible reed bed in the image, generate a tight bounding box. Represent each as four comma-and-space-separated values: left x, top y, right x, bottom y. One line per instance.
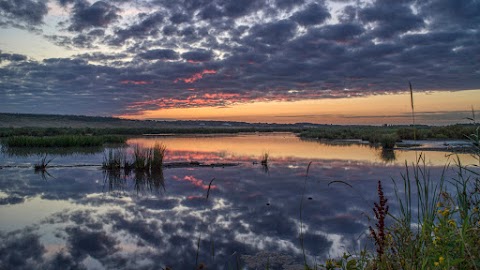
103, 144, 167, 194
3, 135, 126, 148
102, 143, 166, 173
314, 86, 480, 269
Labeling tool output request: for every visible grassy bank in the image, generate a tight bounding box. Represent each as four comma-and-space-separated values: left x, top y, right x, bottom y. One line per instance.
299, 124, 477, 146
312, 127, 480, 270
0, 126, 303, 137
319, 158, 480, 270
2, 135, 126, 148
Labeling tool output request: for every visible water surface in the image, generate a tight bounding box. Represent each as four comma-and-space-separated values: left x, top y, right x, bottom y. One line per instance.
0, 133, 476, 269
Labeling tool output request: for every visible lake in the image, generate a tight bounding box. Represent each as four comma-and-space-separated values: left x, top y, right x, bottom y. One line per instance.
0, 133, 477, 269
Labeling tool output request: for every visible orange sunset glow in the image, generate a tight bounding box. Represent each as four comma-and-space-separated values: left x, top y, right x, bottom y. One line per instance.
120, 89, 480, 125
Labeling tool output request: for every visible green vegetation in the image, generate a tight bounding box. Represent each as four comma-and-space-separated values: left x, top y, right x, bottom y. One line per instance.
311, 122, 480, 270
312, 157, 480, 270
300, 124, 477, 147
0, 126, 301, 137
2, 135, 126, 148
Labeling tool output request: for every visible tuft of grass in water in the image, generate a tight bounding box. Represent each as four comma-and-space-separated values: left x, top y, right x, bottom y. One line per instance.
102, 144, 167, 194
379, 134, 397, 150
261, 152, 269, 165
151, 143, 167, 169
102, 148, 125, 170
34, 155, 55, 180
34, 155, 54, 172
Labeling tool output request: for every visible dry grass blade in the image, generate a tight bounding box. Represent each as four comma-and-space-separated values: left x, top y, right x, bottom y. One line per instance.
328, 180, 353, 188
409, 81, 416, 141
305, 161, 312, 177
206, 177, 215, 199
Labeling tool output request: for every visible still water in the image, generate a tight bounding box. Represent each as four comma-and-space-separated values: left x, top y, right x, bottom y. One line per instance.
0, 133, 477, 269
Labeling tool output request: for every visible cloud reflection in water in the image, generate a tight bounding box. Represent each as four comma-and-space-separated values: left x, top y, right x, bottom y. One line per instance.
0, 135, 466, 269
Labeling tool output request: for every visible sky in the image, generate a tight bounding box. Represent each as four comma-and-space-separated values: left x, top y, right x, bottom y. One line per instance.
0, 0, 479, 125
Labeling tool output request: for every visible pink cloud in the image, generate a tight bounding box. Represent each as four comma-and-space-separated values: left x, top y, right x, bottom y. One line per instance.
174, 69, 217, 84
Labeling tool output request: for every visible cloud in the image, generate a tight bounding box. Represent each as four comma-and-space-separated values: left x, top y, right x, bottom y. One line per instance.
181, 50, 213, 62
0, 0, 479, 118
109, 11, 163, 45
0, 0, 48, 29
359, 1, 424, 39
66, 0, 120, 32
419, 0, 480, 30
246, 19, 297, 46
138, 49, 179, 60
0, 230, 45, 269
0, 51, 28, 62
291, 2, 331, 26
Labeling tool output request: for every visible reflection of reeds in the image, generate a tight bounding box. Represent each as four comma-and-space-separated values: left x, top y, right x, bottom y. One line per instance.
380, 149, 396, 163
299, 162, 312, 268
260, 152, 269, 165
102, 149, 126, 170
34, 155, 54, 180
34, 155, 53, 173
103, 144, 167, 194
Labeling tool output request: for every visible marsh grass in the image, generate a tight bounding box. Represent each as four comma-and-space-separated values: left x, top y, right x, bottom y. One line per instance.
379, 134, 397, 149
261, 152, 269, 165
102, 144, 166, 193
318, 152, 479, 270
34, 155, 55, 180
4, 135, 126, 148
317, 87, 480, 269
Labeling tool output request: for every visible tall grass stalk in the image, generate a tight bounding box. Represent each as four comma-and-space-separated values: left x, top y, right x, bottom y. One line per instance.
409, 81, 416, 141
299, 162, 312, 269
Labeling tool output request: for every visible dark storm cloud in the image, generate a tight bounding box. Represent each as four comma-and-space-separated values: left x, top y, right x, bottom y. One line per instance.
66, 0, 120, 32
0, 0, 48, 29
291, 2, 331, 26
